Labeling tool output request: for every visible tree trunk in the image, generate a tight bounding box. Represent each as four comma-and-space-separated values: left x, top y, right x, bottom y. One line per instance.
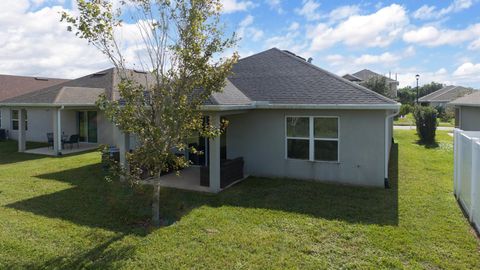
152, 180, 161, 227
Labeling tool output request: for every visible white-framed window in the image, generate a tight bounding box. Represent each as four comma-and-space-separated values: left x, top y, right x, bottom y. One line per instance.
286, 116, 339, 162
11, 110, 28, 131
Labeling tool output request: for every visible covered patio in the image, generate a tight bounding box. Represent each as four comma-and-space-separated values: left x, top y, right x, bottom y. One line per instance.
117, 112, 247, 193
25, 142, 99, 156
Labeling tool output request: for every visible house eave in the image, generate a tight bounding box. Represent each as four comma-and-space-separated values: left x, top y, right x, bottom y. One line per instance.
202, 102, 401, 111
0, 103, 97, 108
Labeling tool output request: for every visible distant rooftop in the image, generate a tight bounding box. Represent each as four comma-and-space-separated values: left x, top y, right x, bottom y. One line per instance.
419, 85, 474, 103
349, 69, 399, 84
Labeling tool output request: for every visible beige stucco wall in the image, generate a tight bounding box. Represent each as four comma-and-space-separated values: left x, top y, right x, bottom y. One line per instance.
225, 109, 387, 187
459, 106, 480, 131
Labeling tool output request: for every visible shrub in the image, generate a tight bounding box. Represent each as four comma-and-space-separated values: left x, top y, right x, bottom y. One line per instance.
399, 104, 413, 117
414, 106, 438, 143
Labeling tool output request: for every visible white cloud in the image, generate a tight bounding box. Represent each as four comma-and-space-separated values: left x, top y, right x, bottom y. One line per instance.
468, 38, 480, 50
0, 2, 111, 78
237, 15, 264, 42
295, 0, 321, 21
413, 0, 474, 20
453, 62, 480, 77
325, 54, 345, 66
354, 52, 400, 65
221, 0, 255, 13
403, 24, 480, 46
265, 0, 283, 14
309, 4, 408, 51
287, 22, 300, 31
328, 5, 360, 22
396, 68, 452, 88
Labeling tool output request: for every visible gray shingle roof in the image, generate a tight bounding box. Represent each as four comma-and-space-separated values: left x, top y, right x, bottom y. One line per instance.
228, 48, 397, 105
0, 68, 150, 106
352, 69, 398, 84
418, 85, 474, 103
0, 74, 68, 102
0, 48, 398, 108
450, 90, 480, 107
342, 74, 363, 82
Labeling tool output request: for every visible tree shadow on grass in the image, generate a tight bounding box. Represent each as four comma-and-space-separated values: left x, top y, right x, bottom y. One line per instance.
6, 144, 399, 234
416, 139, 439, 149
160, 143, 399, 226
0, 140, 49, 165
6, 163, 151, 236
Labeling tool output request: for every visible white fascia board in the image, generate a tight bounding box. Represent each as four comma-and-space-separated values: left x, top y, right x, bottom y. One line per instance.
201, 102, 401, 111
0, 103, 97, 108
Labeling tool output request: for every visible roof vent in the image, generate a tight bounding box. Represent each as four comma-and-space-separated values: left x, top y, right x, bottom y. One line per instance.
34, 77, 49, 81
282, 50, 306, 61
307, 57, 313, 63
92, 72, 107, 77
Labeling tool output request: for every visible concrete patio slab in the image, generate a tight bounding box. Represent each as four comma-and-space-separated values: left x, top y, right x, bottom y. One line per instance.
25, 143, 99, 156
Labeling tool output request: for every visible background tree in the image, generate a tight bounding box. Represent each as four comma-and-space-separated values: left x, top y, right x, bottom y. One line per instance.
62, 0, 238, 226
360, 76, 389, 97
397, 82, 444, 105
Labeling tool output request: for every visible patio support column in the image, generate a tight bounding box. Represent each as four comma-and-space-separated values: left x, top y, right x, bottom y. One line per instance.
53, 107, 62, 155
209, 114, 221, 193
18, 109, 26, 152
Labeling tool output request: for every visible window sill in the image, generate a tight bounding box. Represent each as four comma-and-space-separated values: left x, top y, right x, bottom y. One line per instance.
286, 158, 340, 164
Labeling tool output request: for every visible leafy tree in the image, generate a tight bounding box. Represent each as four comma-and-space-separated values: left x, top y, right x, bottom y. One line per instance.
360, 76, 390, 97
397, 82, 445, 105
419, 82, 444, 97
62, 0, 238, 226
397, 86, 416, 105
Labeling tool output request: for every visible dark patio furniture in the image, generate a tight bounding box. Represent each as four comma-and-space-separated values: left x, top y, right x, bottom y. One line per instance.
47, 133, 54, 148
64, 134, 80, 149
200, 157, 244, 188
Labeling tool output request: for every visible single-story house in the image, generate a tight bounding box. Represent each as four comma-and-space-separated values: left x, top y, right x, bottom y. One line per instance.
0, 48, 400, 191
450, 90, 480, 131
343, 69, 399, 98
0, 74, 68, 136
418, 85, 473, 108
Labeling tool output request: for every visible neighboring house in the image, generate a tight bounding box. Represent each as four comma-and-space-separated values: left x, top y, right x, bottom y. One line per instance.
343, 69, 399, 98
0, 48, 400, 189
419, 85, 473, 108
0, 74, 68, 134
0, 68, 150, 147
450, 90, 480, 131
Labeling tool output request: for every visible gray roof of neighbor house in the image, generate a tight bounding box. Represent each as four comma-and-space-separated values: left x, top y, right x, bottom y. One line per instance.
350, 69, 399, 84
0, 74, 69, 102
418, 85, 474, 103
0, 68, 150, 106
450, 90, 480, 107
342, 74, 363, 82
222, 48, 397, 106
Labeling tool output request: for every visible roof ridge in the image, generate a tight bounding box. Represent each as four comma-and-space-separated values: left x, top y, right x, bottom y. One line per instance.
273, 48, 397, 104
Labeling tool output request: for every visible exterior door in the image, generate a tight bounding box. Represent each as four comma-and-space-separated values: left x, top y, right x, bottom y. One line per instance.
77, 111, 98, 143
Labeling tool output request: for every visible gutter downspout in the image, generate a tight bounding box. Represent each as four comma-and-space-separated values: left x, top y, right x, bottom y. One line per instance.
385, 108, 399, 188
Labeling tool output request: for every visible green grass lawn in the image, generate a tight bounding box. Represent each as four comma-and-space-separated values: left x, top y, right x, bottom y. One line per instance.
395, 113, 455, 127
0, 130, 479, 269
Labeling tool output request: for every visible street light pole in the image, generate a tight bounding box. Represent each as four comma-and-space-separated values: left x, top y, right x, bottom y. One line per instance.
415, 74, 420, 104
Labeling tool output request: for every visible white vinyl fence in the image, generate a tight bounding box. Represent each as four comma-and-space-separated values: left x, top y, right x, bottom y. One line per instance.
453, 129, 480, 232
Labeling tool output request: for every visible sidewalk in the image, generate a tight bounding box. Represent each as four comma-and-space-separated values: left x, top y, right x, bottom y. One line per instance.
394, 125, 454, 131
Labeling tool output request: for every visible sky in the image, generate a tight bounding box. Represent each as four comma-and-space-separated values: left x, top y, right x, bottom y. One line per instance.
1, 0, 480, 88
